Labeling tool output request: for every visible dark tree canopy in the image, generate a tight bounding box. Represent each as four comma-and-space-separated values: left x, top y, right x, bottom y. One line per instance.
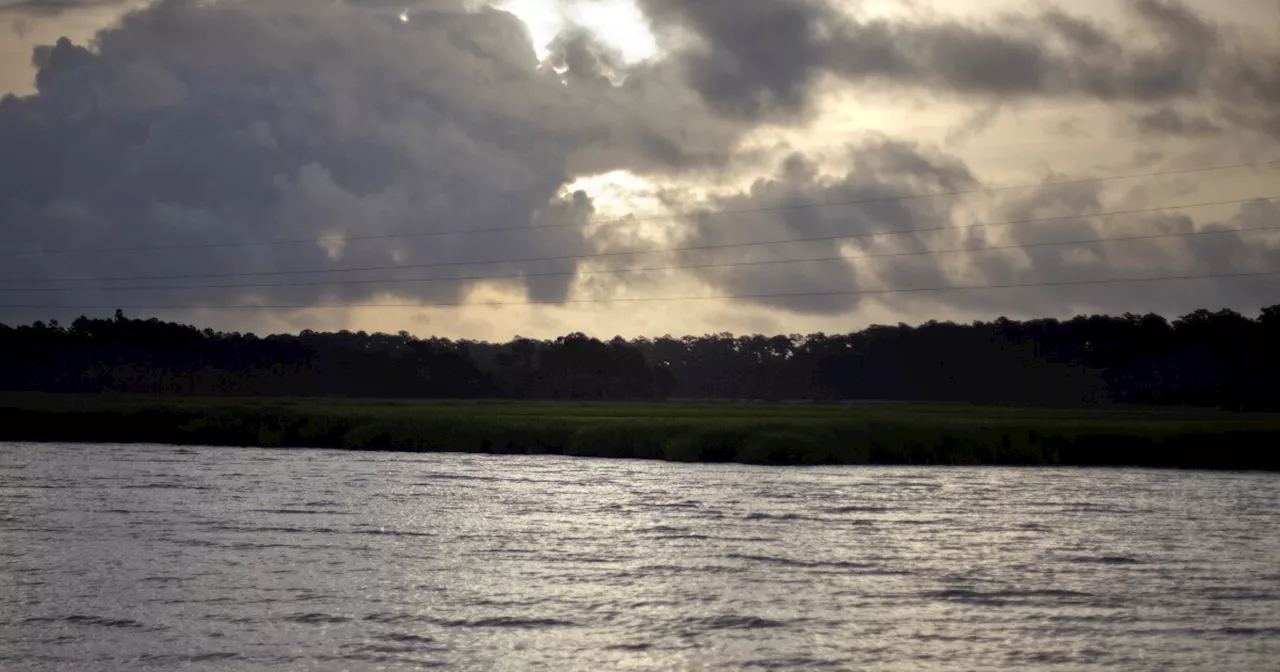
2, 306, 1279, 409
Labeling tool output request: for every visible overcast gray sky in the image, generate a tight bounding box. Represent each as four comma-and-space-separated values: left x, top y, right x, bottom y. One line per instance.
1, 0, 1278, 339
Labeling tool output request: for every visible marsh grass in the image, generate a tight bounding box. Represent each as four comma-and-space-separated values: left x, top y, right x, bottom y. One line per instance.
0, 394, 1276, 469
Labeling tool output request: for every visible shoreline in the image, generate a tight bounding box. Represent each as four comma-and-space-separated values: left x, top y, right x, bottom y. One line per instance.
1, 396, 1278, 470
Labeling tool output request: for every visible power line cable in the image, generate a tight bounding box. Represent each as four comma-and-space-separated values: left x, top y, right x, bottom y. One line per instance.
8, 158, 1278, 258
3, 195, 1273, 285
4, 218, 1278, 293
3, 269, 1278, 311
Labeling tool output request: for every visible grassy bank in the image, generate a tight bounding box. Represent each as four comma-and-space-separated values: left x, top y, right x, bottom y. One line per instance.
1, 394, 1278, 469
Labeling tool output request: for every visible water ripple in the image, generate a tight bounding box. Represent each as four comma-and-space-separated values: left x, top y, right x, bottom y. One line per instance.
2, 443, 1278, 671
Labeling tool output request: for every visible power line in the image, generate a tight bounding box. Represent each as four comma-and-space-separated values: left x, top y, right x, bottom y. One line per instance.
3, 268, 1278, 311
3, 196, 1273, 285
4, 219, 1278, 293
8, 158, 1278, 258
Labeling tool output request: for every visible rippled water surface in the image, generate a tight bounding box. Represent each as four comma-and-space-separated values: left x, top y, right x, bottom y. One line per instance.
2, 443, 1279, 670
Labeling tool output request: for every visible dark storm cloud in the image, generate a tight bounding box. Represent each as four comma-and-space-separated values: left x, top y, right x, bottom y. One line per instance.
635, 0, 841, 119
0, 0, 744, 323
546, 26, 627, 87
884, 182, 1280, 321
0, 0, 128, 15
629, 140, 1280, 318
1, 0, 1277, 329
632, 0, 1280, 137
580, 139, 979, 314
1133, 108, 1223, 137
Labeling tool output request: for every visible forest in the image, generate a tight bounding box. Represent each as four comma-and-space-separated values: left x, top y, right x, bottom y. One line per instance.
2, 306, 1278, 410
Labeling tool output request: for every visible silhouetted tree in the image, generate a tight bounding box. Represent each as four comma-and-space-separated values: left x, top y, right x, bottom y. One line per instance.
3, 306, 1279, 408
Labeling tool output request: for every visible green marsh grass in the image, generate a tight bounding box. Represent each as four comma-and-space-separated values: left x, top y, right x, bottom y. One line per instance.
0, 394, 1277, 469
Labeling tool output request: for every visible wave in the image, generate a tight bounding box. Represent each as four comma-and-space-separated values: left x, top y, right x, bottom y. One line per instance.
1216, 627, 1280, 636
743, 512, 815, 522
340, 642, 447, 656
822, 505, 896, 514
352, 529, 435, 538
207, 524, 339, 534
724, 553, 873, 571
880, 481, 943, 489
411, 473, 502, 483
1065, 555, 1144, 565
922, 588, 1093, 605
684, 614, 792, 631
249, 509, 353, 515
139, 652, 241, 663
626, 564, 741, 576
639, 500, 703, 509
363, 613, 430, 624
743, 655, 851, 669
380, 633, 438, 644
24, 615, 154, 630
436, 616, 578, 629
283, 612, 352, 624
606, 642, 653, 652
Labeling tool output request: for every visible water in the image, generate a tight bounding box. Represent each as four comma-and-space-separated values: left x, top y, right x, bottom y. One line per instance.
1, 443, 1278, 671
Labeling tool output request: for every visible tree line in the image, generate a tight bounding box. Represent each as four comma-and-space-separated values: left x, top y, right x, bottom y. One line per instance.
1, 306, 1278, 409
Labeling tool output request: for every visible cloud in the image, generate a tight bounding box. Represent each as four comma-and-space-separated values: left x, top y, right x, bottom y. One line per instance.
633, 0, 1280, 138
635, 0, 843, 120
1133, 107, 1223, 137
582, 138, 979, 314
0, 0, 130, 16
625, 139, 1280, 319
0, 0, 1276, 336
545, 25, 625, 85
0, 0, 750, 324
882, 182, 1280, 321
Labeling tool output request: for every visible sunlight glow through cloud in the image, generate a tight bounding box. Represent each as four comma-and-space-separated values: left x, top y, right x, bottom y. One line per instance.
562, 170, 685, 244
564, 170, 658, 215
498, 0, 657, 63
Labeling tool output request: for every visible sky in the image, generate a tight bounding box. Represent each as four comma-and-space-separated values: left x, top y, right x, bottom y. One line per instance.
0, 0, 1278, 340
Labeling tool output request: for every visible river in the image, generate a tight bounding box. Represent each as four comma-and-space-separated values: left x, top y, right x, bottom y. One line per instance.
1, 443, 1278, 670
